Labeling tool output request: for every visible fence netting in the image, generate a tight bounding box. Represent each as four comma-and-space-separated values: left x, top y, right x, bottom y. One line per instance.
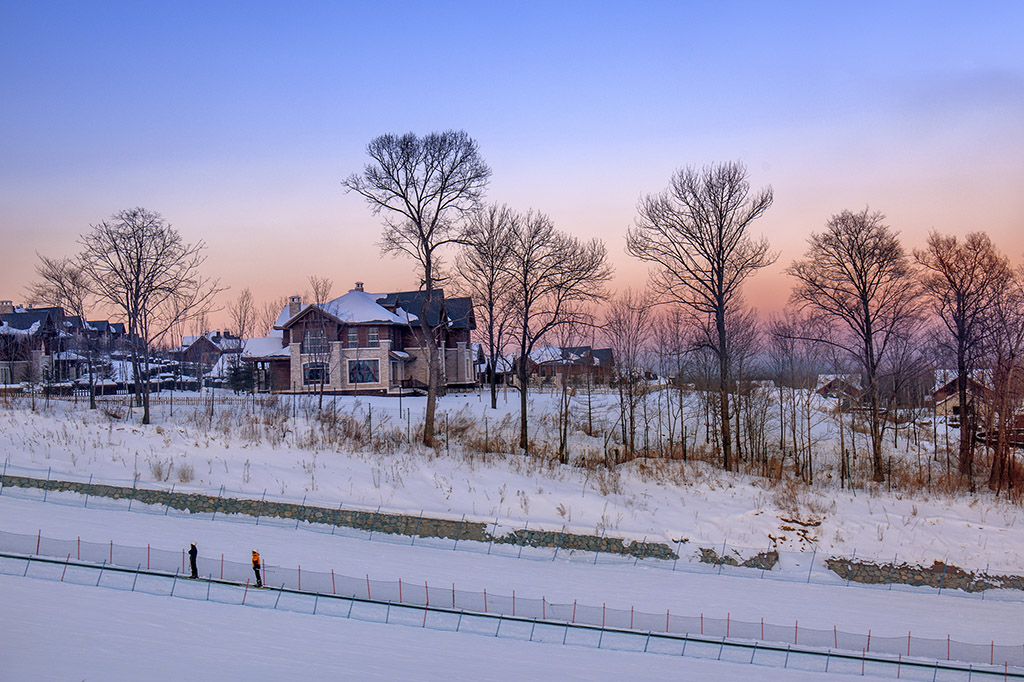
1, 528, 1021, 671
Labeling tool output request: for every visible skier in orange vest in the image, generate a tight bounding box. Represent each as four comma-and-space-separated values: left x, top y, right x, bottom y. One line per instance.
251, 550, 263, 587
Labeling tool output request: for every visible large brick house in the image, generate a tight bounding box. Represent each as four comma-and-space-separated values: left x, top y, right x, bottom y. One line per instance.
243, 284, 476, 395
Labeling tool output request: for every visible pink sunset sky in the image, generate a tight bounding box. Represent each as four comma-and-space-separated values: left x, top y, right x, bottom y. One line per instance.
2, 2, 1022, 334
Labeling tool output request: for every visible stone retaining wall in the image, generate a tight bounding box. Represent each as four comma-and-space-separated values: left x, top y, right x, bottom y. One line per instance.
825, 557, 1024, 593
0, 474, 678, 560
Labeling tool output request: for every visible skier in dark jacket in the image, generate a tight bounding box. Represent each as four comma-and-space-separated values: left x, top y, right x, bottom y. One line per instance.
188, 543, 198, 579
251, 550, 263, 587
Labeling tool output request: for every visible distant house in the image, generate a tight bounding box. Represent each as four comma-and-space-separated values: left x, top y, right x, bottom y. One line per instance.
0, 301, 127, 384
516, 345, 615, 384
815, 374, 863, 408
241, 283, 476, 395
930, 372, 993, 419
170, 330, 243, 379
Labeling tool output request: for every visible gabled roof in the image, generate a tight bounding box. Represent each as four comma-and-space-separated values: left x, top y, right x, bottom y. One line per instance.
0, 309, 58, 333
282, 289, 410, 329
375, 290, 474, 330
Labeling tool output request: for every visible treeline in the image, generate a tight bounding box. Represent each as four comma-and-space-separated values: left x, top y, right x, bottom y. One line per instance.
27, 130, 1024, 495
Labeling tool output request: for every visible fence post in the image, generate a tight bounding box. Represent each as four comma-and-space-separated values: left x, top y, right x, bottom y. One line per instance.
453, 514, 466, 551
84, 474, 93, 508
256, 489, 266, 526
164, 484, 174, 516
486, 517, 497, 555
295, 495, 307, 529
42, 466, 51, 503
553, 526, 566, 562
0, 457, 7, 496
517, 522, 529, 559
888, 553, 898, 590
673, 538, 683, 571
331, 501, 342, 535
365, 574, 371, 600
634, 535, 647, 567
412, 511, 424, 546
846, 550, 856, 587
331, 569, 336, 595
133, 564, 141, 592
211, 485, 224, 521
128, 476, 138, 511
61, 553, 70, 582
35, 529, 40, 555
368, 506, 380, 540
807, 547, 816, 583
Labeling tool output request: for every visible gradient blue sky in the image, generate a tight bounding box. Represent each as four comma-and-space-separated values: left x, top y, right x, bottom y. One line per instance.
2, 1, 1022, 331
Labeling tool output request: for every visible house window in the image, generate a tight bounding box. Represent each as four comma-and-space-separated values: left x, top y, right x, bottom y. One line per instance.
303, 362, 329, 385
347, 328, 359, 348
348, 359, 379, 384
368, 327, 379, 348
302, 329, 328, 355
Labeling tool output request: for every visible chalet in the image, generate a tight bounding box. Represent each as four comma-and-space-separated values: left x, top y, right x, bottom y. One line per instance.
0, 302, 64, 383
930, 372, 993, 419
1, 299, 132, 385
242, 283, 476, 395
517, 345, 615, 383
815, 374, 863, 409
170, 330, 243, 377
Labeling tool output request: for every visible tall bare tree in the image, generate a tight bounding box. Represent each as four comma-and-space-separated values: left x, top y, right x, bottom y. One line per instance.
456, 204, 515, 409
27, 255, 98, 408
603, 288, 655, 460
343, 130, 491, 446
914, 231, 1012, 479
987, 266, 1024, 492
79, 207, 221, 424
257, 296, 289, 336
627, 161, 775, 471
306, 275, 334, 409
505, 210, 612, 454
228, 288, 258, 342
788, 208, 922, 482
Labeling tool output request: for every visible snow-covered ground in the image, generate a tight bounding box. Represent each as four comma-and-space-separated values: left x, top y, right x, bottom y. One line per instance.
1, 392, 1021, 572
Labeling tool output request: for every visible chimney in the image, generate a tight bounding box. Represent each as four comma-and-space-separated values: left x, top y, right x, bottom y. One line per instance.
288, 295, 302, 318
0, 300, 13, 315
355, 282, 364, 292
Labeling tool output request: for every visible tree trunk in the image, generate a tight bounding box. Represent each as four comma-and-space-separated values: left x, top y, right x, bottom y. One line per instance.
518, 358, 529, 453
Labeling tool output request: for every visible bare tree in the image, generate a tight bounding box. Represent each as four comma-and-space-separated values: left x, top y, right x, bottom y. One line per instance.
455, 204, 515, 409
788, 208, 923, 482
343, 130, 491, 446
27, 255, 99, 408
79, 207, 221, 424
627, 161, 775, 471
229, 288, 258, 343
505, 210, 612, 454
987, 266, 1024, 493
603, 288, 655, 460
306, 275, 334, 409
914, 231, 1012, 480
257, 296, 288, 337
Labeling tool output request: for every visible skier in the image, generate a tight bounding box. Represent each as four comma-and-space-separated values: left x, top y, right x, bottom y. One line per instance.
251, 550, 263, 587
188, 542, 198, 579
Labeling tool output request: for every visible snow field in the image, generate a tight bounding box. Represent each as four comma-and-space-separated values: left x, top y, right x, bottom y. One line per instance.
0, 393, 1020, 573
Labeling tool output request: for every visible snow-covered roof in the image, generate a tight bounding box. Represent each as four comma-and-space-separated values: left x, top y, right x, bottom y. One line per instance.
242, 336, 290, 359
303, 289, 411, 326
816, 374, 861, 390
529, 346, 581, 365
0, 321, 39, 336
